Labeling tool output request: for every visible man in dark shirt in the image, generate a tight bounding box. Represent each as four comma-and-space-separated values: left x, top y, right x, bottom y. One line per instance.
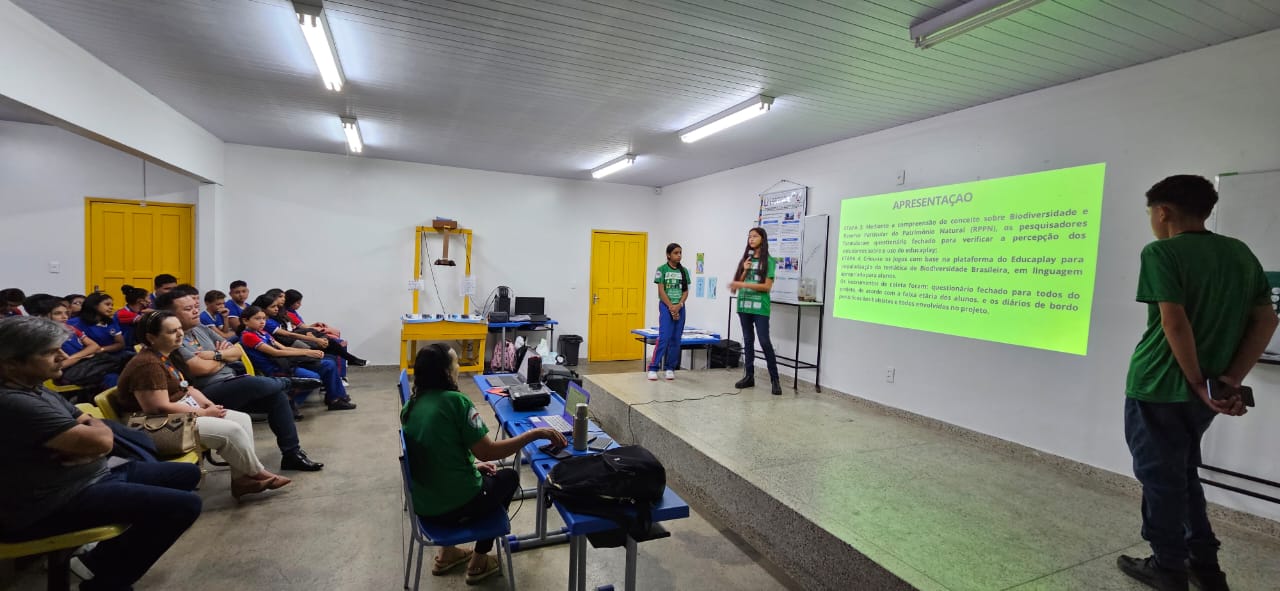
157, 289, 324, 471
0, 316, 202, 590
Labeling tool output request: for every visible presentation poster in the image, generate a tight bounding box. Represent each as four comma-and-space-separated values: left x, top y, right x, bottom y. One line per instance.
833, 163, 1105, 355
758, 187, 807, 303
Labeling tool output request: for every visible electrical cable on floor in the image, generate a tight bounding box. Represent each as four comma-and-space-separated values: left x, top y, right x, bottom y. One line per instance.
621, 387, 745, 443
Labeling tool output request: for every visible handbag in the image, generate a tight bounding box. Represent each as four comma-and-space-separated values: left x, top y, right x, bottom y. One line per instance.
127, 412, 200, 457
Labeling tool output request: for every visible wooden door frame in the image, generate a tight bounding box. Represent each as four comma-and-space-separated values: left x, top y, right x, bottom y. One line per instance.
84, 197, 195, 294
588, 229, 648, 361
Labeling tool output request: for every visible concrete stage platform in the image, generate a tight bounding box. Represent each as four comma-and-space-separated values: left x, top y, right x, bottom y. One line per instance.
581, 369, 1280, 591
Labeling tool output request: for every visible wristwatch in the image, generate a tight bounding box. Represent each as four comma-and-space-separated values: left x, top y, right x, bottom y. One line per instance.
213, 351, 223, 362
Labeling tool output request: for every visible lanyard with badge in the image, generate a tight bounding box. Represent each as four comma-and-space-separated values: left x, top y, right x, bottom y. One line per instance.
159, 353, 190, 393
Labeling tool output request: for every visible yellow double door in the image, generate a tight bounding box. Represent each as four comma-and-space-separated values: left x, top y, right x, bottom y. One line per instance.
588, 230, 647, 362
85, 199, 194, 296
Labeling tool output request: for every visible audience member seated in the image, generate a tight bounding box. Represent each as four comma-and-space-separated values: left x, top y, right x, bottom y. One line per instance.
0, 316, 203, 590
284, 288, 342, 338
1, 288, 26, 316
238, 305, 356, 411
68, 292, 129, 360
116, 310, 291, 500
63, 293, 85, 317
148, 274, 178, 308
114, 285, 150, 349
25, 294, 122, 391
225, 280, 250, 333
200, 290, 238, 340
253, 293, 366, 367
155, 291, 325, 470
403, 344, 567, 584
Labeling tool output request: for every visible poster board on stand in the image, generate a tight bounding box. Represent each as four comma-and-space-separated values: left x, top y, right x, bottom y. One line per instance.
757, 187, 807, 303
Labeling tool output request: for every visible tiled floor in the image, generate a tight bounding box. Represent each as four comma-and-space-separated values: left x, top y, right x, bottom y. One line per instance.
3, 364, 794, 591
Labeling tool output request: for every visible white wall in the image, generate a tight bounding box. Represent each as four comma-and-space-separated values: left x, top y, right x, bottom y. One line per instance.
218, 144, 658, 366
0, 120, 202, 295
657, 30, 1280, 521
0, 0, 225, 183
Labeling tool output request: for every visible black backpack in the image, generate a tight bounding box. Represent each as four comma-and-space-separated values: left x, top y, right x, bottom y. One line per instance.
546, 446, 666, 546
709, 339, 742, 369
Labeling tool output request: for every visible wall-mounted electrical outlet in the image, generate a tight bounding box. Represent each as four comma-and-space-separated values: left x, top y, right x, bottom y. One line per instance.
48, 261, 61, 274
886, 366, 896, 383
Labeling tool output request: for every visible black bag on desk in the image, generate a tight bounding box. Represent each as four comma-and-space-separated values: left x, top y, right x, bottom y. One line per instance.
708, 339, 742, 369
542, 365, 582, 396
546, 445, 667, 547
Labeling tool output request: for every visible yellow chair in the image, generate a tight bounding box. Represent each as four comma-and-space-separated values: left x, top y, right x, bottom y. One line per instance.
43, 379, 85, 396
239, 352, 256, 376
0, 526, 127, 591
95, 388, 201, 465
75, 403, 102, 419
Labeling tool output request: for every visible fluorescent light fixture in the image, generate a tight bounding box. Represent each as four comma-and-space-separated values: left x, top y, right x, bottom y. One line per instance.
590, 154, 635, 179
910, 0, 1044, 49
294, 1, 345, 91
341, 116, 363, 153
679, 95, 774, 143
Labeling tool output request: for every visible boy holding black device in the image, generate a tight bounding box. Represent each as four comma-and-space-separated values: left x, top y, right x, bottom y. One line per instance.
1119, 175, 1277, 591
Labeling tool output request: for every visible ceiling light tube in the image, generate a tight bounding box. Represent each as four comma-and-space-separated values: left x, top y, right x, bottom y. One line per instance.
341, 116, 362, 153
294, 1, 346, 91
679, 95, 774, 143
591, 154, 635, 179
909, 0, 1044, 49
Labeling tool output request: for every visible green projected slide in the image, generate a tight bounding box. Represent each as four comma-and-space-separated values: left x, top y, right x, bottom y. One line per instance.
833, 163, 1106, 355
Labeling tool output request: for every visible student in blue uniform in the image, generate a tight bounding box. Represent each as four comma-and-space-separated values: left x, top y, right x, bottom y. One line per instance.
148, 274, 178, 308
68, 292, 128, 360
0, 288, 26, 317
238, 305, 356, 411
201, 290, 237, 340
225, 280, 250, 332
63, 293, 85, 317
26, 293, 121, 390
648, 243, 689, 381
728, 227, 781, 395
114, 285, 149, 349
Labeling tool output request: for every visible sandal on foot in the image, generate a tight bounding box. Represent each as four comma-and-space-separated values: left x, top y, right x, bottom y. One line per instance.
465, 555, 501, 585
431, 550, 473, 576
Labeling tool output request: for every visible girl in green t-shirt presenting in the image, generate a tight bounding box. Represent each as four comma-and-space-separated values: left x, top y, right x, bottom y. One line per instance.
649, 243, 690, 381
729, 227, 781, 395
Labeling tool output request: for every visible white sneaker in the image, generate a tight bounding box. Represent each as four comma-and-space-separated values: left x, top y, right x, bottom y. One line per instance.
70, 556, 94, 581
647, 371, 658, 381
664, 370, 675, 381
341, 378, 350, 387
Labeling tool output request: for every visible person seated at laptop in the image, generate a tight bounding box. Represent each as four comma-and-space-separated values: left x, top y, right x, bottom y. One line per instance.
402, 343, 566, 585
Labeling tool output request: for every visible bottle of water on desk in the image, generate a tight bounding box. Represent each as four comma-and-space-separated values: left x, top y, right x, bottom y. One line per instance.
572, 403, 589, 451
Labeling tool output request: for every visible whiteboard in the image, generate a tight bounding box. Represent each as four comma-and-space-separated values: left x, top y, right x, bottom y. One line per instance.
1214, 169, 1280, 269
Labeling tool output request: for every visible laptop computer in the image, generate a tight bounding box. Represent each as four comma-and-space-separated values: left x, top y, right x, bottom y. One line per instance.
486, 352, 538, 389
530, 382, 589, 434
514, 296, 549, 323
486, 374, 522, 388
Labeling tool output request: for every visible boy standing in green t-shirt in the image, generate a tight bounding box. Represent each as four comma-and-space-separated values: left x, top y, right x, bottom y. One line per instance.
648, 243, 689, 381
1118, 175, 1277, 591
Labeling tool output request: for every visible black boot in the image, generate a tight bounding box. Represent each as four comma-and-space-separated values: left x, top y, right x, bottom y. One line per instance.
734, 374, 755, 389
1117, 556, 1189, 591
771, 379, 782, 395
343, 353, 368, 367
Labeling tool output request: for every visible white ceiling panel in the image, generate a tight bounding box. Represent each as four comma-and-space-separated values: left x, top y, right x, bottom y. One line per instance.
11, 0, 1280, 186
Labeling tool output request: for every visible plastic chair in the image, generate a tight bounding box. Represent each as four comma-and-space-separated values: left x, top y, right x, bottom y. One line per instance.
0, 525, 127, 591
75, 403, 102, 419
399, 431, 515, 591
43, 379, 85, 396
240, 352, 256, 376
94, 388, 201, 465
398, 370, 411, 406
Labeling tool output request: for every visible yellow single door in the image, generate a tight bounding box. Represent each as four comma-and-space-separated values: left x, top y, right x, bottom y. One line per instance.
86, 199, 194, 296
589, 230, 647, 361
